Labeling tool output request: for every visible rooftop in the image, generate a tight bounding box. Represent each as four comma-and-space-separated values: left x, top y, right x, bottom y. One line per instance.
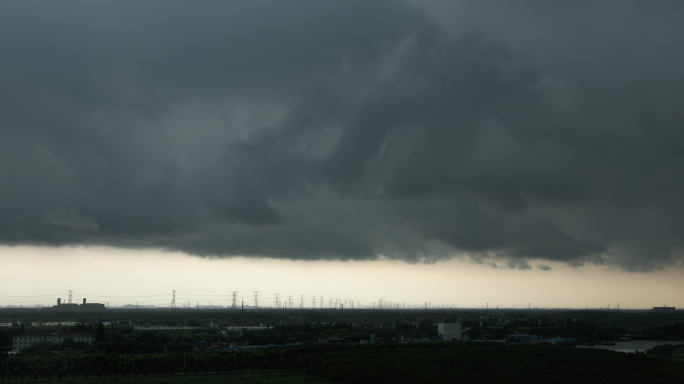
14, 332, 94, 337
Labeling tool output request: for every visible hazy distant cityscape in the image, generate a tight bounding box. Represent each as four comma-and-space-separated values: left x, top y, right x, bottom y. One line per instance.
2, 290, 683, 382
1, 291, 679, 311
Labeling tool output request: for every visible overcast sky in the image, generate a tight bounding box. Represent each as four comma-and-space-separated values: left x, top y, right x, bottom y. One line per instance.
1, 1, 684, 306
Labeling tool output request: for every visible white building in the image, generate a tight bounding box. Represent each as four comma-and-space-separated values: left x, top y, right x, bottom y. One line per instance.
437, 323, 462, 341
13, 332, 95, 351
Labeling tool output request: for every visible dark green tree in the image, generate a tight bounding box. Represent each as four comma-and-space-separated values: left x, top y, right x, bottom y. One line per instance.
95, 322, 106, 343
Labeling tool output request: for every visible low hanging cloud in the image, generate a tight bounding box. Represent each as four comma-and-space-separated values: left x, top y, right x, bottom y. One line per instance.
0, 1, 683, 272
44, 207, 99, 231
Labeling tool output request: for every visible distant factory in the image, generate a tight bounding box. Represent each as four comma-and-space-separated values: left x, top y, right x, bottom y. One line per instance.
45, 297, 105, 312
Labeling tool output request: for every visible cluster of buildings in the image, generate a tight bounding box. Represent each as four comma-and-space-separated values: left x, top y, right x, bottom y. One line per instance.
322, 323, 463, 345
652, 306, 676, 314
12, 332, 95, 352
47, 297, 105, 312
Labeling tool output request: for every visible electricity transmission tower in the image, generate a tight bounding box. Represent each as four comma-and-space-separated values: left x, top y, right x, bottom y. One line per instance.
299, 295, 304, 318
231, 292, 239, 310
68, 290, 73, 304
172, 290, 176, 309
253, 291, 260, 309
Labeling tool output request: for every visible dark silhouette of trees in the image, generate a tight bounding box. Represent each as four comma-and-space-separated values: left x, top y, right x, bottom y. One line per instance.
94, 322, 107, 343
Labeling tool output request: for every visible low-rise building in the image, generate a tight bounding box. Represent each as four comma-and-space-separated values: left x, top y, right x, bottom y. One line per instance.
507, 334, 531, 343
13, 332, 95, 351
653, 306, 676, 314
437, 323, 462, 341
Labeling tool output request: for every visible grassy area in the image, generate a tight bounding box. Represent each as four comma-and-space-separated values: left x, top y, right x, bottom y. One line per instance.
69, 373, 330, 384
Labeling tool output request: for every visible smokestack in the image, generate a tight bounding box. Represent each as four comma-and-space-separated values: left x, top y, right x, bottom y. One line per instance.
57, 298, 61, 305
83, 298, 86, 304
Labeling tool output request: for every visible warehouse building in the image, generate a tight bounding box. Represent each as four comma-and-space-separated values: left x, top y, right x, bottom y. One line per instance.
438, 322, 462, 341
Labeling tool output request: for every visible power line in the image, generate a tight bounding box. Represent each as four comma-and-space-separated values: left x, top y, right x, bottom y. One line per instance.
73, 293, 169, 298
0, 299, 63, 303
0, 294, 67, 297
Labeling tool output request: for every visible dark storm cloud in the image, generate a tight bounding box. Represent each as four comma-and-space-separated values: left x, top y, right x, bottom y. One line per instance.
1, 0, 683, 271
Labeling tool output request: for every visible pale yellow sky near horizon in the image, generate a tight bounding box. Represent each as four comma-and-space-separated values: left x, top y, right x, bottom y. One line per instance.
1, 245, 682, 310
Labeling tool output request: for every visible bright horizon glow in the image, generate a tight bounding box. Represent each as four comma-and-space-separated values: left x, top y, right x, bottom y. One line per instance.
1, 245, 683, 310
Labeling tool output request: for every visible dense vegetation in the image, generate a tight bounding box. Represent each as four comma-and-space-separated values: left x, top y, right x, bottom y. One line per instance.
0, 346, 318, 382
66, 374, 331, 384
2, 307, 683, 347
493, 314, 684, 341
2, 342, 683, 383
308, 342, 684, 384
1, 308, 684, 383
1, 322, 216, 355
2, 310, 684, 355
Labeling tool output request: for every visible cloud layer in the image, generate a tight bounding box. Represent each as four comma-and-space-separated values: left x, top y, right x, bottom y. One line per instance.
1, 1, 683, 271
